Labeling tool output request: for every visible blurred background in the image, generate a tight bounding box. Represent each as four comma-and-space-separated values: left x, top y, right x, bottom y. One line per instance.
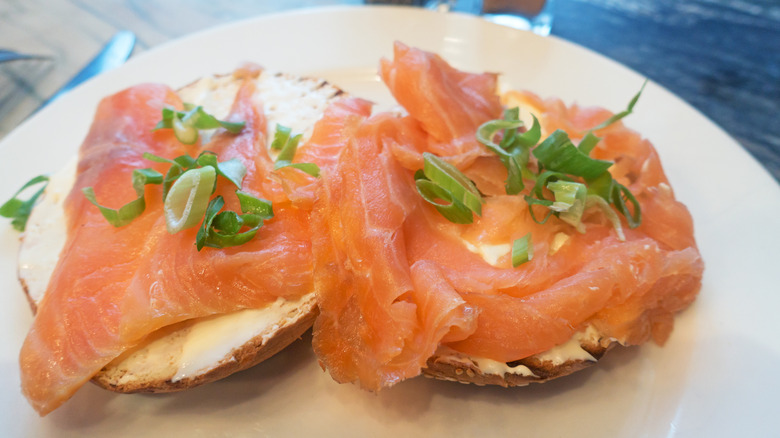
1, 0, 778, 180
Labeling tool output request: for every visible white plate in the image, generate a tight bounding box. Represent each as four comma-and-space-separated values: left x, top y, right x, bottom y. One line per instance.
2, 6, 779, 437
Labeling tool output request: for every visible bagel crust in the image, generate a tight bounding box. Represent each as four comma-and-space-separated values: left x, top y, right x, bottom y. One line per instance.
422, 327, 615, 386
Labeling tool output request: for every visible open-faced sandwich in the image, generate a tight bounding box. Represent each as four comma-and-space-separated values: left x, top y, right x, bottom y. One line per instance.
6, 42, 703, 416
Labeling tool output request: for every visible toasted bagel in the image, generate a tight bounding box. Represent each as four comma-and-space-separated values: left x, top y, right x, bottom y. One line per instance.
18, 68, 344, 393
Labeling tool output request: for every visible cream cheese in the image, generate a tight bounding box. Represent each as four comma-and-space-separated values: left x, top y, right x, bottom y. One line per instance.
473, 357, 537, 377
463, 241, 511, 267
18, 158, 76, 304
172, 294, 314, 382
549, 232, 570, 255
533, 325, 599, 365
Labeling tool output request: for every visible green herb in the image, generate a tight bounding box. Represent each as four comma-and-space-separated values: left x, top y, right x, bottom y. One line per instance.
163, 166, 216, 233
589, 81, 647, 131
195, 191, 273, 251
0, 175, 50, 231
154, 104, 245, 145
532, 130, 613, 180
82, 168, 163, 227
144, 151, 245, 200
476, 108, 540, 194
272, 124, 320, 177
84, 149, 271, 250
511, 233, 533, 267
415, 152, 483, 224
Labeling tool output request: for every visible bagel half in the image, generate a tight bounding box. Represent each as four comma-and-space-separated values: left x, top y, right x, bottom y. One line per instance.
18, 68, 345, 393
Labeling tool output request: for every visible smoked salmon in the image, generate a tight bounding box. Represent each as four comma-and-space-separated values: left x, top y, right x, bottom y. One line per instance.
310, 42, 703, 390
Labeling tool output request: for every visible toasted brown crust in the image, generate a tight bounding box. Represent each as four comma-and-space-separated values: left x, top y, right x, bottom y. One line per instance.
92, 303, 318, 393
422, 333, 615, 386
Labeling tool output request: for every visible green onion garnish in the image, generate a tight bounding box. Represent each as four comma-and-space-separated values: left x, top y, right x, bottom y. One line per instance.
272, 124, 320, 177
270, 124, 294, 151
195, 191, 273, 251
532, 130, 613, 180
0, 175, 49, 232
547, 180, 588, 233
476, 108, 540, 195
194, 153, 246, 189
82, 149, 270, 250
144, 151, 245, 200
82, 168, 163, 227
585, 195, 625, 241
589, 81, 647, 132
415, 152, 483, 224
163, 166, 216, 233
473, 83, 647, 260
511, 233, 533, 267
154, 104, 245, 145
415, 177, 475, 224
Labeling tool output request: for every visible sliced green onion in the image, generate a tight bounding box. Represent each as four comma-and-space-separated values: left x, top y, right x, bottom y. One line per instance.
548, 180, 587, 233
0, 175, 49, 232
584, 171, 613, 200
154, 105, 245, 145
195, 153, 246, 189
82, 168, 163, 227
271, 125, 321, 177
144, 152, 198, 200
590, 80, 647, 132
524, 195, 555, 225
270, 124, 293, 151
196, 196, 225, 250
236, 190, 274, 218
163, 166, 216, 233
144, 152, 247, 199
195, 192, 273, 251
512, 233, 533, 267
172, 114, 199, 145
415, 178, 475, 224
421, 152, 483, 215
612, 182, 642, 228
476, 109, 539, 195
273, 126, 302, 163
585, 195, 625, 241
533, 130, 613, 180
577, 131, 601, 156
530, 170, 571, 200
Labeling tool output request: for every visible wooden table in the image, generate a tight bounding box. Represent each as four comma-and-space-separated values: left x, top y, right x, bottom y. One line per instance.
1, 0, 778, 181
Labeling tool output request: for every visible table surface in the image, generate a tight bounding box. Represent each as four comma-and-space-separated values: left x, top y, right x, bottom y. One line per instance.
1, 0, 778, 182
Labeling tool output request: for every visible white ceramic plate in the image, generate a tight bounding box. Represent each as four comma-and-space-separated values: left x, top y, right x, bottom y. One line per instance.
2, 6, 779, 437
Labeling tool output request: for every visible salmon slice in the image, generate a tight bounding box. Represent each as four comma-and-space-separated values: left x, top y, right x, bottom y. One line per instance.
19, 78, 314, 415
311, 44, 703, 390
380, 41, 503, 169
278, 97, 373, 208
311, 113, 478, 391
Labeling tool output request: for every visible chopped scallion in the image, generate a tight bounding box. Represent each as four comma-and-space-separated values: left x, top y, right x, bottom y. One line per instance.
82, 168, 163, 227
415, 152, 483, 224
511, 233, 533, 267
195, 191, 273, 251
0, 175, 49, 231
589, 80, 647, 132
272, 125, 320, 177
476, 109, 539, 194
163, 166, 216, 233
154, 104, 245, 145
